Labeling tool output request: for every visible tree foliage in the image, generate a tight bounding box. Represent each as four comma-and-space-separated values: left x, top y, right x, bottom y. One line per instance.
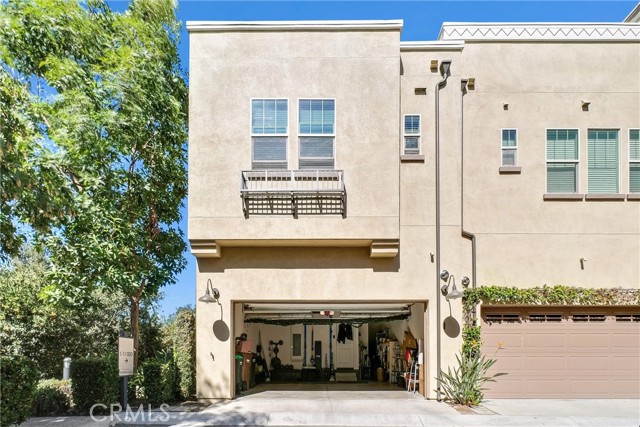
0, 0, 188, 368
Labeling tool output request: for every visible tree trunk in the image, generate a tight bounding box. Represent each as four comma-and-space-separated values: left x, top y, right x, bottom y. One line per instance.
130, 296, 140, 370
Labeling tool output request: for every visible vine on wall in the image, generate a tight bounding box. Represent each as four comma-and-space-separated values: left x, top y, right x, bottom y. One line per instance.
461, 285, 640, 355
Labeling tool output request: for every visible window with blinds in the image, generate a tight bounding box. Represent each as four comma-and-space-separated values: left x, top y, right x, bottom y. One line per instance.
251, 99, 288, 170
588, 129, 619, 193
502, 129, 517, 166
299, 99, 335, 169
547, 129, 579, 193
404, 115, 420, 155
630, 129, 640, 193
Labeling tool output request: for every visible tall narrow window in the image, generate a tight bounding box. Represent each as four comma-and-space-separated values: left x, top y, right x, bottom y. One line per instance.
299, 99, 335, 169
630, 129, 640, 193
501, 129, 517, 166
404, 115, 420, 155
588, 129, 619, 193
546, 129, 579, 193
251, 99, 288, 170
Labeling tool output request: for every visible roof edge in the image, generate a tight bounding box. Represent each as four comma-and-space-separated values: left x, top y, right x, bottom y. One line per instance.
624, 3, 640, 22
187, 20, 404, 32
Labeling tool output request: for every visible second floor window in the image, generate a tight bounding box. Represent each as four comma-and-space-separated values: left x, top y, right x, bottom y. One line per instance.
299, 99, 335, 169
404, 115, 420, 155
546, 129, 579, 193
630, 129, 639, 193
251, 99, 288, 170
588, 129, 619, 194
501, 129, 517, 166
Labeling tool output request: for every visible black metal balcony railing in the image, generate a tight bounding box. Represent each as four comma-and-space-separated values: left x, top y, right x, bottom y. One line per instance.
240, 170, 346, 218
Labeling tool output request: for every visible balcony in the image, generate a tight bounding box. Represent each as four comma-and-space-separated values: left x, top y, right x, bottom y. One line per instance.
240, 170, 347, 219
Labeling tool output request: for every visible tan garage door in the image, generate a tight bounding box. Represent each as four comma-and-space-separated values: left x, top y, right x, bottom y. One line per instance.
480, 306, 640, 398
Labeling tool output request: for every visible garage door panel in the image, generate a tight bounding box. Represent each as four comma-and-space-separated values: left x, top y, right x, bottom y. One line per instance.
525, 333, 565, 349
526, 356, 566, 371
481, 306, 640, 398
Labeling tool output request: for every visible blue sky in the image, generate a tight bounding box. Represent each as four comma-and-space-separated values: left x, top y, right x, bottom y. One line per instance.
108, 0, 637, 316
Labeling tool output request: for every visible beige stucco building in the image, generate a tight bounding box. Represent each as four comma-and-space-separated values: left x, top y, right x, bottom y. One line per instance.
187, 15, 640, 400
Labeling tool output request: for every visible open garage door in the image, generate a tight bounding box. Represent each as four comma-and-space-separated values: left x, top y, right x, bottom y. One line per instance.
234, 302, 426, 396
481, 306, 640, 398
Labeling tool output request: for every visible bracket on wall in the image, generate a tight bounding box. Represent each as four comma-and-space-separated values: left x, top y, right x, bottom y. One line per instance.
370, 240, 399, 258
190, 240, 222, 258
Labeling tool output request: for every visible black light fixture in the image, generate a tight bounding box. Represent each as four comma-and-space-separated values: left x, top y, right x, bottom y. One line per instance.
440, 270, 463, 301
199, 279, 220, 303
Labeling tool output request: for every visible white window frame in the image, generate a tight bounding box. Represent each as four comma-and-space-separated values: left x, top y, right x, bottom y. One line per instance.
500, 128, 518, 166
403, 114, 421, 155
297, 98, 337, 169
587, 128, 620, 194
545, 128, 580, 193
630, 128, 640, 193
250, 98, 289, 170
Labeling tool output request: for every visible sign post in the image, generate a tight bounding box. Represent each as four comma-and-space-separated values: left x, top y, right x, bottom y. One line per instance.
119, 336, 134, 409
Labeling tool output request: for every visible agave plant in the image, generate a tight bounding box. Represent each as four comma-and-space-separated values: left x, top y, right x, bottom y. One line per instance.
437, 350, 506, 406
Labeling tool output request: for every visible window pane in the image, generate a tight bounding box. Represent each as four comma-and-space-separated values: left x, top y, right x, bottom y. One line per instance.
547, 129, 578, 160
299, 99, 334, 135
502, 148, 517, 166
502, 129, 516, 147
630, 164, 640, 193
588, 130, 618, 193
404, 136, 419, 155
252, 99, 287, 134
630, 129, 640, 161
547, 163, 577, 193
299, 137, 334, 169
405, 115, 420, 134
252, 137, 287, 170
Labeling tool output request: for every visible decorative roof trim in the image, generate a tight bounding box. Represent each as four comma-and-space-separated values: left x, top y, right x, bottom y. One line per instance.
439, 23, 640, 41
624, 3, 640, 23
400, 40, 465, 51
187, 20, 403, 32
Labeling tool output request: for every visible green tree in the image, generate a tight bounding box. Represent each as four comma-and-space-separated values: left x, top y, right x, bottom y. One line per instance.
0, 246, 129, 378
0, 0, 188, 369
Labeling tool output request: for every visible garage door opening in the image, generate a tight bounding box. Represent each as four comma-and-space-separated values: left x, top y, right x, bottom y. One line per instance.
233, 302, 426, 397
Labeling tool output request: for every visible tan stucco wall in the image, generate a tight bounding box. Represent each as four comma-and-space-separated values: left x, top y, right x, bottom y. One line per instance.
190, 26, 640, 400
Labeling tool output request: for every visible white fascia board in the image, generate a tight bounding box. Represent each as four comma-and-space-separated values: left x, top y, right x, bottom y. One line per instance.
438, 22, 640, 41
400, 40, 465, 51
187, 20, 403, 32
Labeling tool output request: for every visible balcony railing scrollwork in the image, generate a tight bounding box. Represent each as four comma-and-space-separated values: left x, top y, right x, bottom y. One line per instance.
240, 170, 347, 219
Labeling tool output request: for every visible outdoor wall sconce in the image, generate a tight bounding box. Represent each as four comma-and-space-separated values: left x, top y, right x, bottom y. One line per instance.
582, 100, 590, 111
580, 257, 587, 270
440, 270, 463, 301
199, 278, 220, 303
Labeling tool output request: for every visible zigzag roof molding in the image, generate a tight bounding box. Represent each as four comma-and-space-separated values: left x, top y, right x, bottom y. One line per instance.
439, 23, 640, 41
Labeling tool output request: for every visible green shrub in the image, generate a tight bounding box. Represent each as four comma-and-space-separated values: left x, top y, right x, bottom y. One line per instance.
0, 355, 40, 426
437, 351, 506, 406
172, 308, 195, 399
141, 358, 176, 406
70, 356, 118, 414
33, 379, 71, 416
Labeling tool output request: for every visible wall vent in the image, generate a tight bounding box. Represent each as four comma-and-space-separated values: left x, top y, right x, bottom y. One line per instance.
529, 314, 562, 322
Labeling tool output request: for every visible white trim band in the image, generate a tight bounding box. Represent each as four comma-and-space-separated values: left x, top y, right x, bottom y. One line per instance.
439, 23, 640, 41
400, 40, 465, 51
187, 20, 404, 32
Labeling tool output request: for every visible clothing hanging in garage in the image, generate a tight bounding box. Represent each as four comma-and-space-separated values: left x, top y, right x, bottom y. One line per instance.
337, 323, 353, 343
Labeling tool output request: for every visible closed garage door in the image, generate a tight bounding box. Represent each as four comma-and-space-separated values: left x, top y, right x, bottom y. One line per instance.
481, 306, 640, 398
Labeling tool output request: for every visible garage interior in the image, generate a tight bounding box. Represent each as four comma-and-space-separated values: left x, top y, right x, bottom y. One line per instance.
233, 302, 427, 396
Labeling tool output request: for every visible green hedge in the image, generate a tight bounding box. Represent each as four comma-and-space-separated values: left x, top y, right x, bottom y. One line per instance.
141, 359, 175, 406
33, 379, 71, 416
172, 308, 196, 399
70, 356, 118, 414
1, 355, 40, 426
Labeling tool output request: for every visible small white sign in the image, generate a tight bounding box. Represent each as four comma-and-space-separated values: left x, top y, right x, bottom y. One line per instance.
119, 337, 134, 377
